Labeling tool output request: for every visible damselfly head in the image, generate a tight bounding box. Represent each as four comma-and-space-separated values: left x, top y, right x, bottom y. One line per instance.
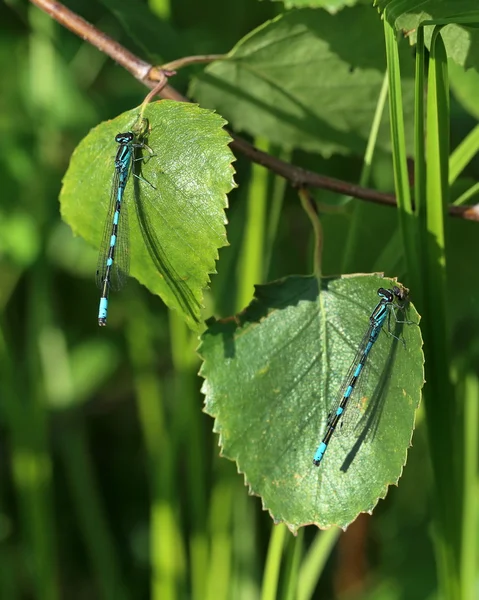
377, 285, 410, 305
377, 287, 394, 302
115, 132, 134, 144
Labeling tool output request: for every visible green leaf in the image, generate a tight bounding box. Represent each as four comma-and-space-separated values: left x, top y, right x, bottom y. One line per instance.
60, 100, 235, 329
200, 274, 424, 530
190, 7, 415, 157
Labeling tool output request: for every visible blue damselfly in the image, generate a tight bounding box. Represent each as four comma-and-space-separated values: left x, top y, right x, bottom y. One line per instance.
96, 129, 152, 326
313, 286, 409, 466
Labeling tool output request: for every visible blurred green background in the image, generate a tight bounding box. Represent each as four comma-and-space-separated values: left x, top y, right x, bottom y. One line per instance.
1, 1, 479, 599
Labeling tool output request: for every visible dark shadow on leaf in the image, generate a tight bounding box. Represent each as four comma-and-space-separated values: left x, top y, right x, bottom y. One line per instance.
205, 316, 238, 360
202, 275, 321, 359
132, 143, 201, 325
340, 315, 404, 472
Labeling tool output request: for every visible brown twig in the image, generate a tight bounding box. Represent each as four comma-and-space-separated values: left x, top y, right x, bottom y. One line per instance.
29, 0, 479, 222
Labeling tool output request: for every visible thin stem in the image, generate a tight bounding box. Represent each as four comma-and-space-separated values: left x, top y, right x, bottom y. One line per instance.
453, 181, 479, 206
139, 69, 177, 117
297, 528, 341, 600
449, 123, 479, 185
423, 26, 459, 600
236, 137, 269, 311
341, 71, 389, 273
261, 525, 287, 600
127, 293, 186, 600
461, 371, 478, 600
282, 530, 304, 600
162, 54, 227, 71
298, 188, 322, 278
264, 148, 290, 278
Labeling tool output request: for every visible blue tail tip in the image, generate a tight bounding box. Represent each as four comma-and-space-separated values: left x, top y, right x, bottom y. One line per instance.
98, 298, 108, 326
313, 442, 327, 467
